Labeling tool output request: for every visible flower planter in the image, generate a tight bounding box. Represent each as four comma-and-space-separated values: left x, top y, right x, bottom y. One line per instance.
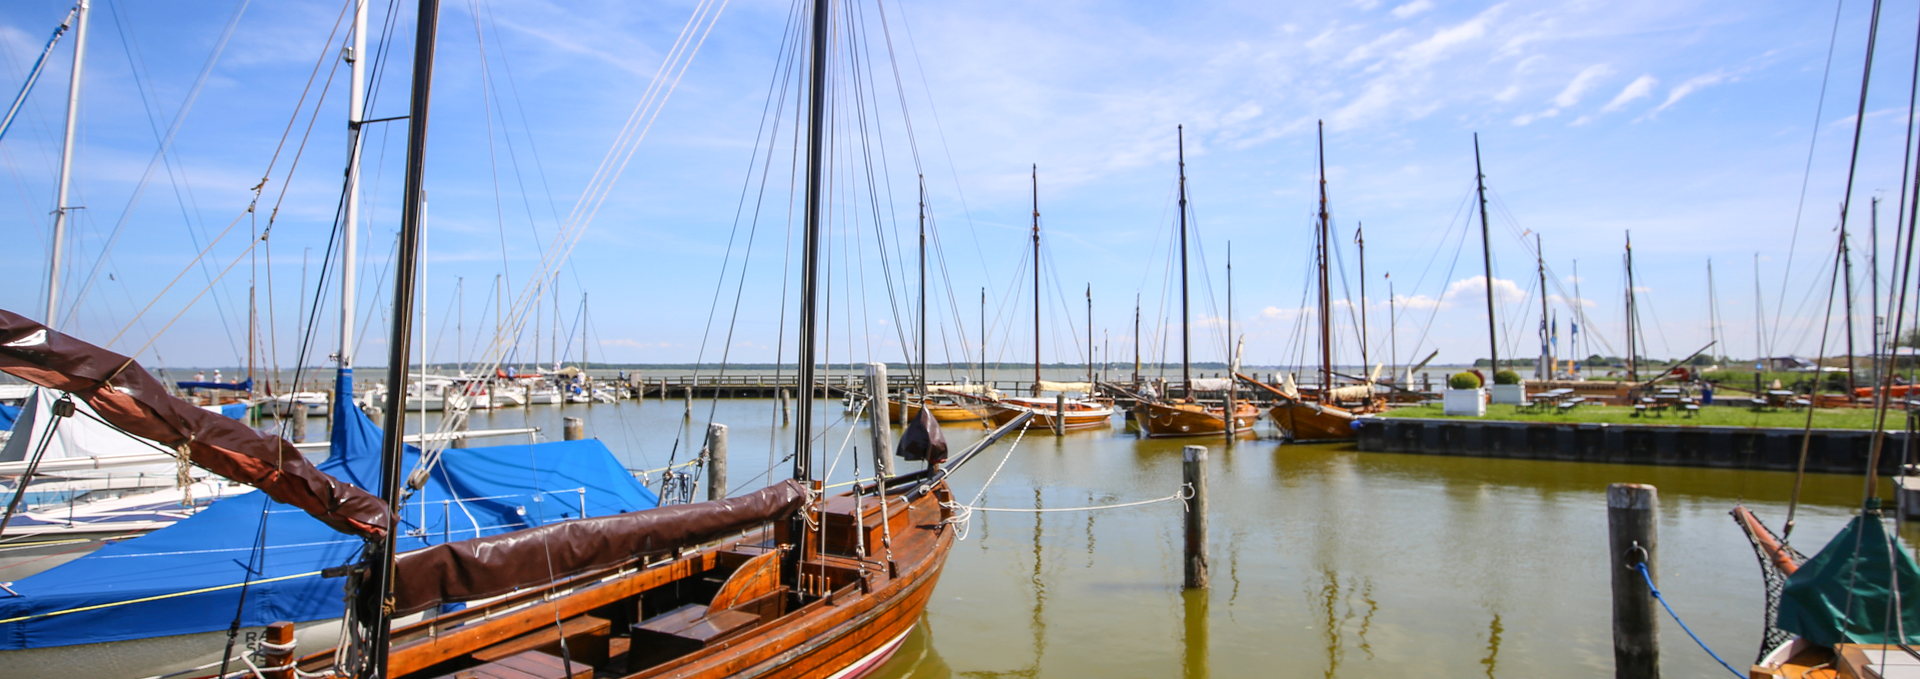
1443, 388, 1487, 416
1489, 384, 1526, 405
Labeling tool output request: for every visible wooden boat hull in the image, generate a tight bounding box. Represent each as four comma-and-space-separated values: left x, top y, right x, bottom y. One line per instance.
985, 398, 1113, 431
283, 482, 959, 679
1133, 402, 1258, 438
1267, 401, 1367, 442
887, 399, 990, 423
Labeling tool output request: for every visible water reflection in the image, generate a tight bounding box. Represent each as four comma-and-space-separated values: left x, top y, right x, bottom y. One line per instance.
1481, 612, 1503, 678
1183, 589, 1209, 679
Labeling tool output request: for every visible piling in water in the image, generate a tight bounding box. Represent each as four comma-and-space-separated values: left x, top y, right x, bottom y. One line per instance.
1054, 393, 1067, 435
706, 423, 728, 501
1183, 445, 1209, 589
684, 386, 692, 419
779, 388, 791, 425
866, 363, 895, 477
1607, 483, 1659, 679
288, 403, 307, 444
563, 416, 584, 441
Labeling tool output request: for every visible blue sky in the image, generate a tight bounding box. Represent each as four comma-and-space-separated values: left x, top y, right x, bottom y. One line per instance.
0, 0, 1912, 372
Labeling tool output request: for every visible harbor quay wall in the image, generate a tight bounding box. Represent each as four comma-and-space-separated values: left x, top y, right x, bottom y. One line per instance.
1355, 417, 1910, 475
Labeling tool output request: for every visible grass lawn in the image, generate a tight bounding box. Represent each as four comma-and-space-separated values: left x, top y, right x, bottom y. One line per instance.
1378, 403, 1898, 430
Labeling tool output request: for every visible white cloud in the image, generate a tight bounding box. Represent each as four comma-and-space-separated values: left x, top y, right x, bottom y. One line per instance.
1601, 75, 1658, 113
1651, 71, 1729, 115
1554, 64, 1615, 108
1391, 0, 1435, 19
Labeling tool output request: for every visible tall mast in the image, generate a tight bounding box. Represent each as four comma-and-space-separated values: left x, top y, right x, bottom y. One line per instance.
551, 271, 559, 370
1086, 285, 1093, 386
793, 0, 830, 482
1031, 165, 1042, 395
1625, 233, 1638, 381
1226, 241, 1234, 440
1536, 234, 1549, 380
1357, 224, 1367, 376
1473, 133, 1499, 375
917, 176, 927, 402
979, 287, 986, 387
364, 0, 441, 672
456, 278, 464, 374
1178, 126, 1192, 393
337, 0, 366, 407
581, 293, 589, 378
1841, 221, 1858, 397
44, 0, 88, 328
1132, 295, 1140, 384
1870, 197, 1881, 389
1316, 122, 1331, 394
1389, 278, 1398, 383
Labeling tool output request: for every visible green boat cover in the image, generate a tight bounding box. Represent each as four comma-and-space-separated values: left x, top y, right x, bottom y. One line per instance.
1778, 501, 1920, 647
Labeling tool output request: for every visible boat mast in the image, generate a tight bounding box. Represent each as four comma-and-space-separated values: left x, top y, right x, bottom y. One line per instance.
979, 287, 986, 387
793, 0, 829, 482
582, 293, 589, 380
1473, 133, 1499, 375
1226, 241, 1234, 440
1132, 294, 1140, 384
1086, 285, 1093, 387
1870, 197, 1881, 389
1625, 234, 1638, 381
1537, 234, 1549, 380
1357, 224, 1367, 377
44, 0, 88, 328
918, 176, 927, 404
364, 0, 440, 673
337, 0, 366, 408
1031, 165, 1043, 396
1842, 221, 1857, 397
1316, 121, 1331, 395
1179, 126, 1192, 395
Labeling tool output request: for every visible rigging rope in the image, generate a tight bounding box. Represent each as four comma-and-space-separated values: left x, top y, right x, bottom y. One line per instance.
1635, 562, 1744, 677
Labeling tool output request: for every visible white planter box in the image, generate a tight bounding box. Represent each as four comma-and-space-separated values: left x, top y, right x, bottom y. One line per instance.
1443, 388, 1487, 416
1489, 384, 1526, 405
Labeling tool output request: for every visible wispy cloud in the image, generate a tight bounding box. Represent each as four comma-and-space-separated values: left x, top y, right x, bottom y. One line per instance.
1601, 74, 1659, 113
1391, 0, 1435, 20
1650, 70, 1730, 116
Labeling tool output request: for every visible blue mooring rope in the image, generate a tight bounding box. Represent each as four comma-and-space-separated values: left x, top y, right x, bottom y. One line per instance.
1635, 562, 1744, 677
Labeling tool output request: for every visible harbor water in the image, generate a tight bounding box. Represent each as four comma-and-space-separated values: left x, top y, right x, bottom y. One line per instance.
359, 395, 1886, 678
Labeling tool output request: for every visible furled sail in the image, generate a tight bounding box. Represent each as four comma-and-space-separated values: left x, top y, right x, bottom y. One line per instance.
392, 479, 805, 615
0, 309, 388, 538
1036, 380, 1093, 394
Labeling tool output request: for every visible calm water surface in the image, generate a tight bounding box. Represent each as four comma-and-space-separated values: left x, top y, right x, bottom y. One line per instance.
366, 396, 1885, 678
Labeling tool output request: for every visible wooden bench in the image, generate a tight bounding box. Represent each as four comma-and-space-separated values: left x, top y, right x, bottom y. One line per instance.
1555, 397, 1585, 413
434, 650, 590, 679
628, 604, 761, 670
473, 614, 612, 667
1683, 404, 1700, 417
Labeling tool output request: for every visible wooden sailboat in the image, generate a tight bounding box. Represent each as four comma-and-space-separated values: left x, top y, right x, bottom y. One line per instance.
295, 2, 1022, 678
1134, 127, 1257, 439
986, 166, 1115, 432
1259, 121, 1382, 442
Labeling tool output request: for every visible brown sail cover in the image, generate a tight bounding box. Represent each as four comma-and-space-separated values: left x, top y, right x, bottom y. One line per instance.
897, 408, 947, 463
391, 479, 808, 615
0, 309, 389, 538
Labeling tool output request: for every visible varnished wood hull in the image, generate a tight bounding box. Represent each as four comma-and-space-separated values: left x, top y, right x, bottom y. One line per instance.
1267, 401, 1366, 441
285, 483, 958, 679
887, 399, 991, 423
1133, 402, 1259, 438
985, 398, 1113, 432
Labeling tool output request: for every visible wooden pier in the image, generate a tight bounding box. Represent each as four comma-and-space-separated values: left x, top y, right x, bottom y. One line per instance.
1355, 417, 1911, 475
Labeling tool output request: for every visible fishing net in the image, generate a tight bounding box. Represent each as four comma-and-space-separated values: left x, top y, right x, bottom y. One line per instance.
1733, 507, 1807, 662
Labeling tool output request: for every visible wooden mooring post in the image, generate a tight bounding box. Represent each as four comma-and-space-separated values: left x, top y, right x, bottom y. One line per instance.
1183, 445, 1209, 589
779, 388, 791, 425
259, 620, 295, 679
1608, 483, 1659, 679
866, 363, 895, 477
288, 403, 307, 443
705, 423, 728, 501
1054, 393, 1067, 435
563, 416, 584, 441
683, 386, 693, 419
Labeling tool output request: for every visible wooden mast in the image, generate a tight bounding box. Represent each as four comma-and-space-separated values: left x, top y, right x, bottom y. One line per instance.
1225, 242, 1233, 442
1032, 164, 1042, 396
1625, 233, 1638, 381
918, 175, 928, 406
1133, 295, 1141, 384
795, 0, 828, 483
1316, 122, 1331, 396
363, 0, 441, 673
1086, 284, 1093, 387
1537, 234, 1549, 380
1179, 126, 1192, 396
1474, 133, 1499, 375
1357, 224, 1367, 377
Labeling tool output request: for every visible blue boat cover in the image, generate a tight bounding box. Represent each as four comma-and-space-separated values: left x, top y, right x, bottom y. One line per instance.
219, 402, 249, 420
0, 402, 657, 650
0, 403, 16, 430
174, 378, 253, 392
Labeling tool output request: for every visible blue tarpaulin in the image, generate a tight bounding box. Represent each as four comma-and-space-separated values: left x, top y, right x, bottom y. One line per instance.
174, 378, 252, 392
0, 401, 656, 650
0, 403, 16, 430
219, 402, 249, 420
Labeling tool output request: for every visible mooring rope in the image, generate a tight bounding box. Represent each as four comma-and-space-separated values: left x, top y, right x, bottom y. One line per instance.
966, 487, 1193, 514
1636, 562, 1743, 677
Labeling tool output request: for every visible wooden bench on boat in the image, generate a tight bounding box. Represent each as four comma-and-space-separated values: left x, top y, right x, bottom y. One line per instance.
432, 649, 591, 679
626, 548, 787, 670
472, 614, 613, 667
